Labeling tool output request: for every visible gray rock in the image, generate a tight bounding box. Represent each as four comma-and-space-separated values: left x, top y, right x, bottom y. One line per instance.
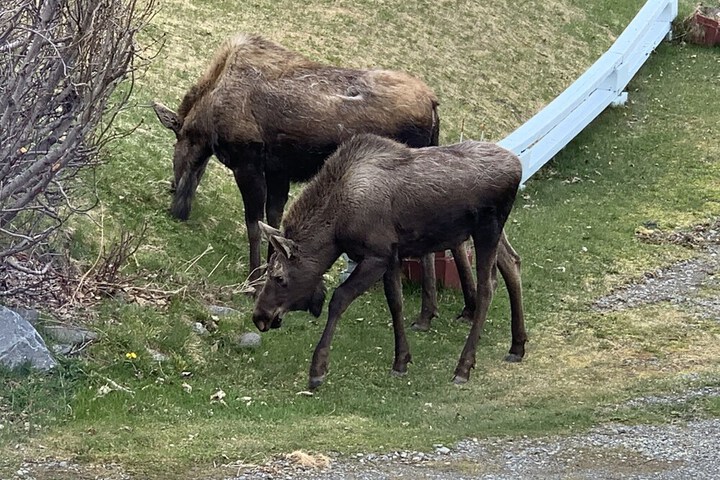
436, 446, 451, 455
0, 305, 57, 371
238, 332, 262, 348
9, 307, 40, 325
43, 324, 98, 345
208, 305, 240, 317
193, 322, 209, 335
147, 347, 169, 362
51, 344, 74, 356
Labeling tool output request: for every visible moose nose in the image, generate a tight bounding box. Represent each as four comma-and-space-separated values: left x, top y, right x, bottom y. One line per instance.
253, 316, 270, 332
252, 308, 272, 332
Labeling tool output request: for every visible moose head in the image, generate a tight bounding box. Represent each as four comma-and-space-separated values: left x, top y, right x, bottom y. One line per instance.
252, 222, 327, 332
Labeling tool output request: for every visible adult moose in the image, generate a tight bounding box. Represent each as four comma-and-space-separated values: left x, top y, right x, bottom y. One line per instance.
253, 134, 527, 390
153, 33, 440, 285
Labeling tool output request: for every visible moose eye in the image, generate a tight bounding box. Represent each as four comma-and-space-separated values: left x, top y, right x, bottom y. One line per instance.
271, 272, 287, 287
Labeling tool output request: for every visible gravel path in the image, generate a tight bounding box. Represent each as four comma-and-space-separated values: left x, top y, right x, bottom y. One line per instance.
227, 418, 720, 480
593, 221, 720, 320
11, 415, 720, 480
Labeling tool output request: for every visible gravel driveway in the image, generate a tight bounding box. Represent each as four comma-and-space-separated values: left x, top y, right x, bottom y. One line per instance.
229, 418, 720, 480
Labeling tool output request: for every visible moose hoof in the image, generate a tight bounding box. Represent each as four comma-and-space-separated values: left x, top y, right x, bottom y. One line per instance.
456, 311, 474, 324
309, 375, 326, 390
452, 375, 469, 385
411, 322, 430, 332
390, 369, 407, 378
504, 353, 524, 363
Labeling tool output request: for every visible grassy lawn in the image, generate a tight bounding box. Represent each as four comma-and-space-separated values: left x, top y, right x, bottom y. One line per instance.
2, 0, 720, 477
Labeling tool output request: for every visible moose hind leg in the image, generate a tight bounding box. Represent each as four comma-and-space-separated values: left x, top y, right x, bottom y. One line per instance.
453, 231, 501, 384
497, 232, 526, 362
451, 242, 477, 322
384, 256, 412, 375
412, 253, 438, 332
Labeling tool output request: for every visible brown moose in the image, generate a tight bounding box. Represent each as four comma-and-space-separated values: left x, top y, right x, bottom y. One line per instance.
152, 33, 441, 287
253, 134, 527, 390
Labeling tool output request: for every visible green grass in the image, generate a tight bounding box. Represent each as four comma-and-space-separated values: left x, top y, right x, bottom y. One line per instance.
2, 0, 720, 477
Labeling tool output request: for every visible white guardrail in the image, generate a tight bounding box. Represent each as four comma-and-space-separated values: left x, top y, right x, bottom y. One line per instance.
498, 0, 678, 185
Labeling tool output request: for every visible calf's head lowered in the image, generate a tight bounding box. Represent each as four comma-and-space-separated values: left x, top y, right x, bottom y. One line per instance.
252, 222, 327, 331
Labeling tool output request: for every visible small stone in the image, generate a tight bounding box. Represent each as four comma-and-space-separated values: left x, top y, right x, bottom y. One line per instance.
208, 305, 240, 317
51, 344, 74, 355
437, 446, 451, 455
238, 332, 261, 348
193, 322, 209, 335
147, 348, 169, 362
43, 325, 98, 345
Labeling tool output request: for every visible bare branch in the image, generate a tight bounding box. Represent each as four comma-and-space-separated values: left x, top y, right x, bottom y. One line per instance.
0, 0, 158, 271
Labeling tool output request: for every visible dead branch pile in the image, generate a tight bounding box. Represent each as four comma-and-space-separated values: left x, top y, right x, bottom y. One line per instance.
0, 0, 156, 272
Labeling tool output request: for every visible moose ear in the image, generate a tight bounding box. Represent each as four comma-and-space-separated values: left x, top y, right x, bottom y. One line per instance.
259, 221, 295, 258
259, 221, 282, 239
153, 102, 182, 135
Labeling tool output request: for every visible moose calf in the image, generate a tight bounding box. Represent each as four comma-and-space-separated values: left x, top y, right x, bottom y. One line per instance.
252, 134, 527, 389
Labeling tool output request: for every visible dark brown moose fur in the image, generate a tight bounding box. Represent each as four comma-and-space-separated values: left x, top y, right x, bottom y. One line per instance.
253, 134, 527, 390
153, 33, 440, 283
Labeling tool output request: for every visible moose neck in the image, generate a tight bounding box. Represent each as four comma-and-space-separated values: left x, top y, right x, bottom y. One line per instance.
286, 219, 341, 280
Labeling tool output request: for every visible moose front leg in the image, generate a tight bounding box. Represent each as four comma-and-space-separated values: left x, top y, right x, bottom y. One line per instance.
265, 173, 289, 228
383, 255, 412, 376
265, 172, 290, 261
233, 166, 267, 282
309, 255, 388, 390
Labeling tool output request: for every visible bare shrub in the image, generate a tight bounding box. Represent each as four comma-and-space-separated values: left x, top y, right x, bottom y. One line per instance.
0, 0, 156, 271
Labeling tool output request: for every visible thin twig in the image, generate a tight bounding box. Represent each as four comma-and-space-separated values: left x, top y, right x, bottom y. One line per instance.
183, 244, 214, 273
208, 254, 227, 278
71, 204, 104, 303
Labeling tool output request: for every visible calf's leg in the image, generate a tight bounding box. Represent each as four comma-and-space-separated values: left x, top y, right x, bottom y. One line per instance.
412, 253, 438, 331
383, 255, 412, 375
497, 232, 527, 362
309, 255, 388, 390
453, 231, 501, 384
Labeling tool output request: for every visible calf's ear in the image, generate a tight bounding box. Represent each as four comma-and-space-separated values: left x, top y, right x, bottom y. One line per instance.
153, 102, 182, 135
259, 221, 295, 259
259, 221, 282, 239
